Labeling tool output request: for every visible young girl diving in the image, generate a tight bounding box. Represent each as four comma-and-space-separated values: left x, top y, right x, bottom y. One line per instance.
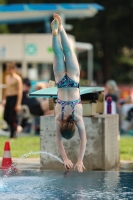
51, 13, 87, 173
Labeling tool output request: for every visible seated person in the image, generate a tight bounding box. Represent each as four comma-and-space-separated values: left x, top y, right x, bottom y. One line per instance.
21, 78, 54, 133
22, 78, 44, 116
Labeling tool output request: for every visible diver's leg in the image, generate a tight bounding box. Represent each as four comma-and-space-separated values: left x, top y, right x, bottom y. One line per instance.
51, 19, 65, 80
53, 13, 80, 77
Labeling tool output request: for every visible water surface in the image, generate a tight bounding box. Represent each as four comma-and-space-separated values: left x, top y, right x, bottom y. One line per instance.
0, 170, 133, 200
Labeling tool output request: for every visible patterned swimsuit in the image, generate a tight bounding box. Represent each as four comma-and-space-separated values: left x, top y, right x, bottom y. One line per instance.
56, 74, 81, 120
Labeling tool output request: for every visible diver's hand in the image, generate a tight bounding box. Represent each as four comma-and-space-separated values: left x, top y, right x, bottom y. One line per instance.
74, 160, 86, 173
63, 158, 73, 170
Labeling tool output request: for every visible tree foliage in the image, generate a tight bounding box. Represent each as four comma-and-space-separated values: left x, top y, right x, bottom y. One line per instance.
0, 24, 9, 33
0, 0, 7, 4
0, 0, 9, 33
1, 0, 133, 83
69, 0, 133, 83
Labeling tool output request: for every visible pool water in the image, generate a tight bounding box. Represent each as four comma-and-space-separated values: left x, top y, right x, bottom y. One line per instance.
0, 170, 133, 200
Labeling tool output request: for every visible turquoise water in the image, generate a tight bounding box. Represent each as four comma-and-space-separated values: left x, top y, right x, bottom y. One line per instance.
0, 171, 133, 200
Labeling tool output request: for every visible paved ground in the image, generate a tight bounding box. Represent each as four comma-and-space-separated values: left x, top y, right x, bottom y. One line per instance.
0, 157, 40, 170
119, 160, 133, 171
0, 157, 133, 171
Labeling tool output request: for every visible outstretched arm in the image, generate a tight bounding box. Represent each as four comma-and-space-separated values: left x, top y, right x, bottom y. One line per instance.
75, 117, 87, 172
2, 75, 8, 107
15, 76, 23, 112
55, 119, 73, 169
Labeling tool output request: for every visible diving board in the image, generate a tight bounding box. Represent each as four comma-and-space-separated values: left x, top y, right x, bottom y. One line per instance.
29, 86, 105, 98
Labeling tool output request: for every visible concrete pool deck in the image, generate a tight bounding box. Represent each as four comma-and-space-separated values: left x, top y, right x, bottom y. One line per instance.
0, 157, 40, 170
0, 157, 133, 171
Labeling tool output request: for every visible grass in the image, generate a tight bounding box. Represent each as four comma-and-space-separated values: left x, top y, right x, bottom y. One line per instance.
120, 136, 133, 161
0, 136, 40, 158
0, 135, 133, 161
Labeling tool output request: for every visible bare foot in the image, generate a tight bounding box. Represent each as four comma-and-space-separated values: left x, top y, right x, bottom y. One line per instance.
51, 19, 59, 35
53, 13, 62, 30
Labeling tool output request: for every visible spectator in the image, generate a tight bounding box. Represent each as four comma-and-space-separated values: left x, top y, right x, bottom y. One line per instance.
21, 78, 54, 133
22, 78, 54, 115
22, 78, 44, 116
105, 80, 119, 103
2, 62, 23, 138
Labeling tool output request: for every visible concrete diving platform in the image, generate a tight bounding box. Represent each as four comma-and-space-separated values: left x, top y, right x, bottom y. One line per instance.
29, 86, 120, 170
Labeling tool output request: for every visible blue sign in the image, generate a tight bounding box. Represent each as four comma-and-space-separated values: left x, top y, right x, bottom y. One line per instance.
0, 46, 6, 58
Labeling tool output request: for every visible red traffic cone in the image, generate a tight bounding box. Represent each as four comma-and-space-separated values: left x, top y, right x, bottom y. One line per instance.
0, 141, 12, 169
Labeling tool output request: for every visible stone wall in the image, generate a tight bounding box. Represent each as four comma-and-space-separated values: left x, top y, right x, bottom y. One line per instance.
40, 114, 120, 170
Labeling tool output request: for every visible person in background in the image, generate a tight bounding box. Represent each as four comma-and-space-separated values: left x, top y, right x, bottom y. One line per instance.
105, 80, 120, 115
105, 80, 119, 103
35, 82, 49, 91
22, 78, 44, 116
21, 78, 54, 133
2, 62, 22, 138
22, 78, 54, 116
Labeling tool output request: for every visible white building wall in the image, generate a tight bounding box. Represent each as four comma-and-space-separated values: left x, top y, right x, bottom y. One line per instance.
0, 34, 75, 63
0, 34, 23, 61
0, 34, 75, 101
0, 33, 75, 80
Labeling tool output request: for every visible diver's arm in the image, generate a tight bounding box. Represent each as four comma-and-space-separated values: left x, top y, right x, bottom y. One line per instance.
56, 134, 68, 161
55, 119, 73, 169
77, 117, 87, 161
75, 117, 87, 172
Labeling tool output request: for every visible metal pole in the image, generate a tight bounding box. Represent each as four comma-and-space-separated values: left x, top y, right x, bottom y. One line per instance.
22, 35, 27, 78
22, 59, 27, 78
88, 46, 93, 85
44, 17, 51, 33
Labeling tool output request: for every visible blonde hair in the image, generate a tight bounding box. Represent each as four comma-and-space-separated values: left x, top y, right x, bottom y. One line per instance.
106, 80, 118, 92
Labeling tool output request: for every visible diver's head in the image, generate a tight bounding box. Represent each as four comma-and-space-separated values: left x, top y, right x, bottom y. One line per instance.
60, 115, 76, 140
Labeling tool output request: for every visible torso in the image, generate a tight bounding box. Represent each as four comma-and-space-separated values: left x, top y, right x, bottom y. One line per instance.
55, 102, 82, 121
5, 74, 19, 96
56, 72, 80, 101
55, 72, 82, 121
57, 87, 80, 101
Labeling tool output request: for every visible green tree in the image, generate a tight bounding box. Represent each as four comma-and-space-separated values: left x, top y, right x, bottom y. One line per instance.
66, 0, 133, 83
0, 24, 9, 33
0, 0, 7, 3
0, 0, 9, 33
2, 0, 133, 83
